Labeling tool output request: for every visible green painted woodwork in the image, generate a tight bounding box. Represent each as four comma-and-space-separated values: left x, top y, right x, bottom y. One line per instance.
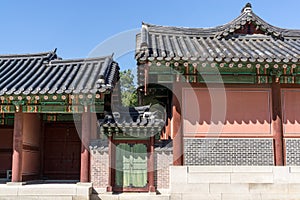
0, 104, 104, 114
115, 143, 147, 188
149, 65, 176, 83
147, 63, 299, 84
157, 74, 174, 83
280, 66, 296, 84
0, 114, 14, 126
42, 114, 81, 122
113, 133, 149, 140
40, 101, 65, 105
149, 66, 176, 74
40, 105, 68, 113
196, 74, 256, 83
113, 131, 160, 140
0, 105, 15, 113
0, 94, 105, 113
0, 112, 80, 124
90, 105, 104, 113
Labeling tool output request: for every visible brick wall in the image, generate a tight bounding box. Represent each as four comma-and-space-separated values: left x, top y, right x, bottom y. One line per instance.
170, 166, 300, 200
184, 138, 274, 166
154, 141, 173, 191
90, 139, 173, 192
90, 140, 173, 191
90, 139, 109, 189
286, 138, 300, 165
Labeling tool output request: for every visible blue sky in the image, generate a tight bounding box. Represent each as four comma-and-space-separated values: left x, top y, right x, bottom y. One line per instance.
1, 0, 300, 70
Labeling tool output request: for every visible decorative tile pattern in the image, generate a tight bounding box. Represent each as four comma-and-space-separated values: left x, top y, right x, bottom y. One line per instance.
184, 138, 274, 166
154, 141, 173, 189
90, 139, 109, 188
286, 139, 300, 166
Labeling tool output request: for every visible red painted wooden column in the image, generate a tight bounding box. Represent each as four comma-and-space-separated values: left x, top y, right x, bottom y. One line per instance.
172, 83, 183, 165
165, 117, 171, 139
148, 135, 155, 192
80, 107, 91, 182
271, 78, 284, 165
11, 106, 23, 182
106, 134, 113, 192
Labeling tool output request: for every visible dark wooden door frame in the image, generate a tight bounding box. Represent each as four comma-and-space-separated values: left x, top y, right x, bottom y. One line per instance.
42, 122, 81, 180
0, 126, 13, 179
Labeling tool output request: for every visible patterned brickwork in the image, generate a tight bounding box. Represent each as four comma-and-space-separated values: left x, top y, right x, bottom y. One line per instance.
90, 139, 109, 188
154, 143, 173, 190
90, 139, 173, 190
286, 139, 300, 166
184, 138, 274, 166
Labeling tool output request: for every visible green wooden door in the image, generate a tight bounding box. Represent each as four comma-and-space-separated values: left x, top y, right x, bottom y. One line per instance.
115, 143, 147, 188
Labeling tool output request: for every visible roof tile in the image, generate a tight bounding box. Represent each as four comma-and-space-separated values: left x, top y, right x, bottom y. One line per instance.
0, 51, 119, 96
136, 4, 300, 64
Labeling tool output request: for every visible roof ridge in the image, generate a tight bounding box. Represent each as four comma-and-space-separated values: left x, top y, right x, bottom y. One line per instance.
142, 21, 221, 31
241, 2, 252, 13
136, 4, 300, 63
140, 4, 300, 40
0, 51, 55, 59
49, 55, 113, 64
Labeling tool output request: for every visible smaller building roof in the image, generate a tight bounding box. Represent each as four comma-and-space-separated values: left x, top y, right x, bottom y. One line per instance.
98, 105, 165, 136
0, 50, 119, 96
135, 3, 300, 64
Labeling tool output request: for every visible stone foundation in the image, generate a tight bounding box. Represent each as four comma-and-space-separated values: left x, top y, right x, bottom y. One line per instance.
0, 183, 92, 200
170, 166, 300, 200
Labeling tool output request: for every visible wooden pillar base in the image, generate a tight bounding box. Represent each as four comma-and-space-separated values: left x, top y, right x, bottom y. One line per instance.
106, 186, 113, 193
149, 185, 156, 193
80, 147, 90, 182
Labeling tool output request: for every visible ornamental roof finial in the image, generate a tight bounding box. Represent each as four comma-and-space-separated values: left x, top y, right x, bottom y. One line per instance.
241, 2, 252, 13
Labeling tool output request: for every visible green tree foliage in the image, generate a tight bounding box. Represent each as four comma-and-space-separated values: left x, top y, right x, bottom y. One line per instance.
120, 69, 138, 107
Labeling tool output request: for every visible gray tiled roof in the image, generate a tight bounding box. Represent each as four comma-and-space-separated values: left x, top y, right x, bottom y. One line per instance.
135, 4, 300, 64
0, 50, 119, 96
99, 105, 165, 130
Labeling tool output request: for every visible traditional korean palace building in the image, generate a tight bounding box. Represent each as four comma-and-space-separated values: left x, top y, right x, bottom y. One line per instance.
2, 3, 300, 199
0, 50, 120, 184
135, 2, 300, 168
0, 49, 167, 195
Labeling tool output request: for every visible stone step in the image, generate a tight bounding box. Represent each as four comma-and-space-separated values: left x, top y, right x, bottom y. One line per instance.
0, 183, 91, 200
0, 196, 73, 200
92, 193, 170, 200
